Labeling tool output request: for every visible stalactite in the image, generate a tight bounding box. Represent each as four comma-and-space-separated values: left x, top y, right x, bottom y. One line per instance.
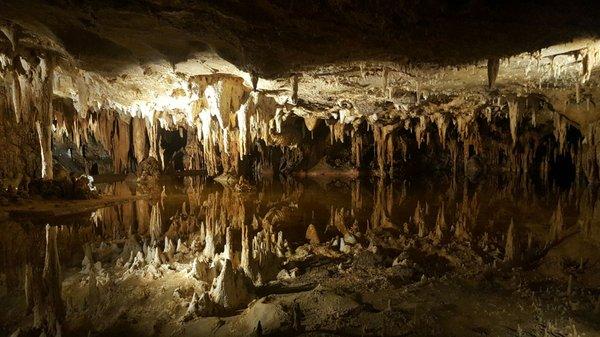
373, 123, 397, 176
132, 116, 148, 164
8, 67, 22, 122
581, 45, 599, 84
507, 98, 520, 146
74, 71, 89, 117
382, 67, 389, 98
112, 117, 131, 173
35, 56, 55, 180
433, 113, 448, 149
351, 180, 363, 211
291, 74, 299, 104
351, 128, 363, 167
159, 139, 166, 171
553, 112, 569, 155
147, 118, 160, 160
250, 72, 259, 91
487, 58, 500, 89
415, 115, 428, 149
329, 122, 346, 144
304, 116, 319, 132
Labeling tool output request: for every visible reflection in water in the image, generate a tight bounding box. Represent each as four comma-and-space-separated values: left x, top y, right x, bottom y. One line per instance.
0, 175, 599, 335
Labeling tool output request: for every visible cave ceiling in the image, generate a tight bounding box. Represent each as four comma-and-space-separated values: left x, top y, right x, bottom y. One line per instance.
1, 0, 600, 127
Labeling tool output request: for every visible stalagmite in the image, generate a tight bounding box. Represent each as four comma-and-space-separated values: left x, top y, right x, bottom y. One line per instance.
184, 292, 222, 320
339, 237, 350, 253
203, 223, 216, 259
209, 260, 251, 309
164, 237, 175, 261
86, 268, 99, 307
184, 292, 199, 321
189, 257, 214, 282
176, 238, 189, 254
82, 243, 93, 273
304, 224, 320, 245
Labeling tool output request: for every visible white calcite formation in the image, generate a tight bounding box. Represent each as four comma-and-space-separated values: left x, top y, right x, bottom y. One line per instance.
1, 27, 599, 184
209, 260, 252, 310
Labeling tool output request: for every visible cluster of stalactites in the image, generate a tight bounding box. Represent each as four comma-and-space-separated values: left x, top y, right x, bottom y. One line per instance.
0, 50, 56, 179
53, 101, 169, 174
85, 112, 151, 174
1, 48, 165, 177
317, 92, 591, 180
182, 76, 296, 177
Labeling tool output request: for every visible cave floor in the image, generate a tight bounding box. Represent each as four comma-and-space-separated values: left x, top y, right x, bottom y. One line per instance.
0, 175, 599, 337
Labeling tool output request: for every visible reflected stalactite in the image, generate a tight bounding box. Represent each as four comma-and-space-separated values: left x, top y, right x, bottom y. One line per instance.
39, 225, 65, 336
373, 124, 398, 177
1, 174, 600, 334
550, 198, 565, 242
454, 184, 479, 241
433, 202, 447, 243
371, 179, 395, 229
149, 202, 163, 244
351, 180, 363, 214
504, 219, 518, 262
414, 201, 427, 237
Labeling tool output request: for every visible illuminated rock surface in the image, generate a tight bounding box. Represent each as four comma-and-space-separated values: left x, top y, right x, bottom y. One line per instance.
0, 1, 600, 336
